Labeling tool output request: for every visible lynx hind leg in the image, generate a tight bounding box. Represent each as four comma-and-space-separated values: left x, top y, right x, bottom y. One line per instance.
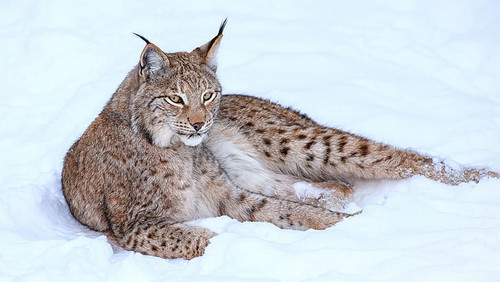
227, 190, 356, 231
413, 158, 500, 186
292, 180, 356, 212
112, 222, 215, 260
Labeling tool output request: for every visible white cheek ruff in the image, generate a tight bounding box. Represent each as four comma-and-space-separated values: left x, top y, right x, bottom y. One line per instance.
150, 124, 178, 147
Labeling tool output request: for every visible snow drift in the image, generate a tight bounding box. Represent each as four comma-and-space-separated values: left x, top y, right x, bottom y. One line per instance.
1, 0, 500, 281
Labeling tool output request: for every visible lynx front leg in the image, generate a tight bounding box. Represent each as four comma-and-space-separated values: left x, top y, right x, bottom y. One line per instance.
110, 221, 215, 259
224, 190, 355, 230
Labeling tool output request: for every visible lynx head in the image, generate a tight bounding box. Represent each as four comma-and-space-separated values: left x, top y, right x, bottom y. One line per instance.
131, 19, 226, 147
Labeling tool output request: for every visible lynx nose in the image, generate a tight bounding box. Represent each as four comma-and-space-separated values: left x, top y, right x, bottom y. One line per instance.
191, 122, 205, 132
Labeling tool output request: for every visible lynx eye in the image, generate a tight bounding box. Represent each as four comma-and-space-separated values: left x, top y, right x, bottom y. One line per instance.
202, 91, 216, 103
167, 95, 184, 104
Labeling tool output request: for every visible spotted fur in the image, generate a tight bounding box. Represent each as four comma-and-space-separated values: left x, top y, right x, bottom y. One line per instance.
62, 21, 498, 260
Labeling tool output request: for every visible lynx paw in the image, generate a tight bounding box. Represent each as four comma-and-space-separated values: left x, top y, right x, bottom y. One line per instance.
421, 160, 499, 186
293, 181, 357, 213
462, 168, 499, 184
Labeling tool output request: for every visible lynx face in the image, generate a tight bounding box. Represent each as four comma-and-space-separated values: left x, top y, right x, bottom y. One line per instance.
134, 60, 222, 147
131, 23, 225, 147
159, 86, 221, 147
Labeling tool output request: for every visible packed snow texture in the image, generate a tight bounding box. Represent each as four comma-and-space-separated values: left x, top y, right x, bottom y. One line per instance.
1, 1, 500, 281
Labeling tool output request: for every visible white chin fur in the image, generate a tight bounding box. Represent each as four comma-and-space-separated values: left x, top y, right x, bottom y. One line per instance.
179, 134, 205, 146
150, 124, 204, 147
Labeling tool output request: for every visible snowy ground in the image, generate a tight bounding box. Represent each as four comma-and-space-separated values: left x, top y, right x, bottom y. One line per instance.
1, 0, 500, 281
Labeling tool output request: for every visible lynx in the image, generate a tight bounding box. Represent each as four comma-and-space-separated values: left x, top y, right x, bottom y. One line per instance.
62, 20, 498, 260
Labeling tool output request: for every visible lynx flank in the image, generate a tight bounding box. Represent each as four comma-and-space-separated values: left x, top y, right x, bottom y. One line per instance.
62, 20, 498, 260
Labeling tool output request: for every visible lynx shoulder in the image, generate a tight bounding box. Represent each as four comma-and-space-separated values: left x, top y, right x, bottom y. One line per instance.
62, 20, 498, 260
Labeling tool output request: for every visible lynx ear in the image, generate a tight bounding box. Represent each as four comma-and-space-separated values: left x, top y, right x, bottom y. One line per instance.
194, 18, 227, 72
134, 33, 169, 79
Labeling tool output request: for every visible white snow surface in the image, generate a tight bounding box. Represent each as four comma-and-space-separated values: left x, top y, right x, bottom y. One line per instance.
2, 1, 500, 281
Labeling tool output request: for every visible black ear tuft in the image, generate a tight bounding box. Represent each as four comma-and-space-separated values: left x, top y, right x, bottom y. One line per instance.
133, 33, 151, 45
207, 18, 227, 53
218, 18, 228, 37
194, 18, 228, 72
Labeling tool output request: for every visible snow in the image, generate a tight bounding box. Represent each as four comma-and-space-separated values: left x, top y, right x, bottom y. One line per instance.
294, 182, 324, 200
1, 0, 500, 281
